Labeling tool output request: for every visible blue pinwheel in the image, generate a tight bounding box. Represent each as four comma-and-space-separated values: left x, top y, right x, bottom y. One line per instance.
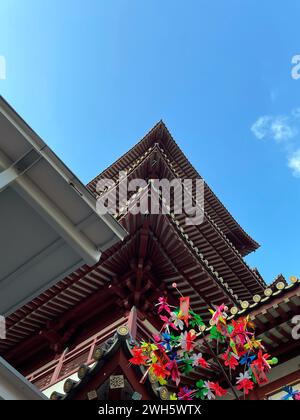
239, 353, 256, 367
168, 351, 178, 361
281, 386, 299, 400
161, 332, 172, 351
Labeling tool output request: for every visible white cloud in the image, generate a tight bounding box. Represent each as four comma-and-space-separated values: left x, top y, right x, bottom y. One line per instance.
251, 116, 273, 140
271, 117, 297, 142
251, 109, 300, 177
288, 149, 300, 177
251, 115, 297, 143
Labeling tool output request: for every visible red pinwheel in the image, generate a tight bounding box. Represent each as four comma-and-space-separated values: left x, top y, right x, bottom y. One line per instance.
207, 381, 227, 397
235, 344, 247, 358
152, 362, 170, 379
199, 357, 209, 368
222, 351, 239, 370
236, 372, 254, 394
253, 350, 271, 372
129, 347, 148, 366
179, 330, 196, 352
191, 353, 209, 369
236, 378, 254, 394
230, 318, 253, 346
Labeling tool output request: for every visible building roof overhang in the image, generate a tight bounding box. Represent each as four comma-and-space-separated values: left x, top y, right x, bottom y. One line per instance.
0, 96, 127, 316
0, 356, 47, 400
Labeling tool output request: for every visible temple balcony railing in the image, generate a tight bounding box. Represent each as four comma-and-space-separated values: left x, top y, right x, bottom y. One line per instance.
26, 314, 153, 391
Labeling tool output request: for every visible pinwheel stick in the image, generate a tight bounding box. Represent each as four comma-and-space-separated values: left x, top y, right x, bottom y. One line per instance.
202, 334, 240, 400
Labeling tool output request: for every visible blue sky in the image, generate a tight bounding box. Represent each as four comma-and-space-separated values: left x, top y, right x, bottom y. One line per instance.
0, 0, 299, 284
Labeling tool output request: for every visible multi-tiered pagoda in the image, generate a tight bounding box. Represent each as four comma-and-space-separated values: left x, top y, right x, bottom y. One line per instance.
1, 122, 299, 400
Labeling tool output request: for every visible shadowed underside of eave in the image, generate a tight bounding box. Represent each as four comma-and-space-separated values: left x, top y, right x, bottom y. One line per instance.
89, 142, 265, 296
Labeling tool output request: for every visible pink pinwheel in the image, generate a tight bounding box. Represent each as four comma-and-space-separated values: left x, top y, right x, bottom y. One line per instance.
159, 314, 178, 332
157, 296, 171, 314
294, 392, 300, 400
152, 334, 166, 353
209, 304, 227, 326
153, 334, 161, 343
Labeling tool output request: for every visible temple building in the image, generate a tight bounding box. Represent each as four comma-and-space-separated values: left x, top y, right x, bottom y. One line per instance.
0, 121, 299, 400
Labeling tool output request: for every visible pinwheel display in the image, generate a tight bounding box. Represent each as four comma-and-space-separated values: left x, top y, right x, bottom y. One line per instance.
129, 286, 278, 400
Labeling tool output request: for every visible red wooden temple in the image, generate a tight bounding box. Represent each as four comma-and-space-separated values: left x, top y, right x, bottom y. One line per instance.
1, 122, 299, 400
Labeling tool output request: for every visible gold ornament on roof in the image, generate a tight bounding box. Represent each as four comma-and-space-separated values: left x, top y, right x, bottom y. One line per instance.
230, 306, 238, 315
117, 325, 129, 336
276, 282, 285, 290
241, 301, 249, 309
93, 347, 104, 361
264, 288, 273, 297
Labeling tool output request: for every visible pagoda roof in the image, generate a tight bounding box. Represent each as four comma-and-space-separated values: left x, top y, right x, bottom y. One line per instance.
0, 123, 267, 359
88, 121, 260, 256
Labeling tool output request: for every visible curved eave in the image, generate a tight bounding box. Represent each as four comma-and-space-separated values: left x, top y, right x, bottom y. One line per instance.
94, 144, 265, 296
